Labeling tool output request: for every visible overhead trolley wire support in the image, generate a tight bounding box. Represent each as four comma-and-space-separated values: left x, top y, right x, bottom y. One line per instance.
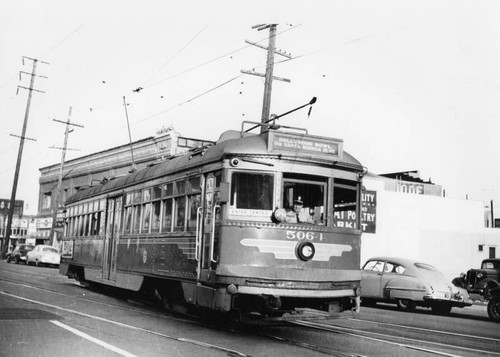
1, 56, 48, 259
241, 24, 292, 133
48, 107, 84, 246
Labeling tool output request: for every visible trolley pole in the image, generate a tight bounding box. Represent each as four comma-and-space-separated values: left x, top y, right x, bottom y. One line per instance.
1, 56, 47, 259
241, 24, 291, 133
49, 107, 83, 246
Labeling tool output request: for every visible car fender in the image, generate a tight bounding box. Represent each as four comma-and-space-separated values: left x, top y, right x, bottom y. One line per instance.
490, 286, 500, 300
474, 278, 499, 290
385, 277, 424, 301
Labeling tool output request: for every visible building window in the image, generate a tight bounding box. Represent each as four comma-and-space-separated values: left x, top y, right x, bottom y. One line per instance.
479, 245, 484, 252
43, 193, 52, 209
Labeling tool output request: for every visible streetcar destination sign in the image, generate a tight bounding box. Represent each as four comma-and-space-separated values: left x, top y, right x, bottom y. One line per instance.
268, 132, 343, 159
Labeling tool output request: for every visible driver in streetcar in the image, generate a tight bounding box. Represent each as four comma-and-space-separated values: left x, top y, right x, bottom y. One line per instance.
285, 196, 314, 224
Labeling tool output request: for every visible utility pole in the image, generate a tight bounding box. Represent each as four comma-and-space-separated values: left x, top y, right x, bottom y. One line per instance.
241, 24, 291, 133
1, 56, 48, 259
49, 107, 83, 246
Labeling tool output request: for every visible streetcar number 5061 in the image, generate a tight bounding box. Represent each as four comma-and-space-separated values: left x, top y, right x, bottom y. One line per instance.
286, 230, 324, 241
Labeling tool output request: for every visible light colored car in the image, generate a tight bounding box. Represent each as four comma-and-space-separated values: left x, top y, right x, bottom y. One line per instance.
26, 245, 61, 267
361, 257, 472, 315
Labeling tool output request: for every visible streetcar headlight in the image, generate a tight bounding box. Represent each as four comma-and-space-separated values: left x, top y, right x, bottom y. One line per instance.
296, 242, 315, 261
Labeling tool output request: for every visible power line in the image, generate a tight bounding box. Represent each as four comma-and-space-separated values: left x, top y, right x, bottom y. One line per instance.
141, 25, 209, 87
134, 74, 243, 125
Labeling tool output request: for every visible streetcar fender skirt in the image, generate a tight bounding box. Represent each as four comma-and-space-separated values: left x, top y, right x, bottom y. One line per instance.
181, 282, 232, 312
59, 262, 70, 276
83, 267, 144, 291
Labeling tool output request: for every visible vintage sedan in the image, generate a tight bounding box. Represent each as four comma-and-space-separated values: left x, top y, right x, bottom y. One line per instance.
361, 257, 472, 315
26, 245, 61, 267
6, 244, 34, 264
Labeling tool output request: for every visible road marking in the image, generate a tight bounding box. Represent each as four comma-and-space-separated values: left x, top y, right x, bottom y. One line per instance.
0, 290, 248, 357
50, 320, 137, 357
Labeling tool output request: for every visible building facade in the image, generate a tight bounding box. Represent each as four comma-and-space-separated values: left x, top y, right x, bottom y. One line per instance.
37, 126, 213, 244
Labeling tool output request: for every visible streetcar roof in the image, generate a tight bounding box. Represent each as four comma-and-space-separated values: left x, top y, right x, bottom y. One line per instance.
65, 129, 363, 205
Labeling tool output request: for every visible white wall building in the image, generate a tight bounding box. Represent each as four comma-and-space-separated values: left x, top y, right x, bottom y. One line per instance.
362, 174, 500, 281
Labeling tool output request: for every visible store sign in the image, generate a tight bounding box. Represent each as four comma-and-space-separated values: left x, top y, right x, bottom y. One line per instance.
36, 217, 53, 228
332, 190, 377, 233
396, 181, 424, 195
361, 191, 377, 233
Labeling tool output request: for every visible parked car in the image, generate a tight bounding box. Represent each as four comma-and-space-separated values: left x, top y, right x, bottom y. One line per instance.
452, 258, 500, 300
487, 286, 500, 322
361, 257, 472, 315
6, 244, 34, 264
26, 245, 60, 267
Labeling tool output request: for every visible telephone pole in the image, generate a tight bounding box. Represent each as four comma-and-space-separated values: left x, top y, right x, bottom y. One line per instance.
241, 24, 291, 133
49, 107, 83, 246
1, 56, 48, 259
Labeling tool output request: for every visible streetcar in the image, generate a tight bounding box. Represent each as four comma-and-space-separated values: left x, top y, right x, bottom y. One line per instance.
59, 112, 365, 323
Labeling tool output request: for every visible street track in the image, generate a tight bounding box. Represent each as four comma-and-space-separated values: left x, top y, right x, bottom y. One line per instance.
285, 318, 500, 357
2, 266, 499, 357
0, 276, 250, 357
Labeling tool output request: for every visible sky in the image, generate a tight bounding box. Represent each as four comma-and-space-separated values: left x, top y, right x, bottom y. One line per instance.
0, 0, 499, 215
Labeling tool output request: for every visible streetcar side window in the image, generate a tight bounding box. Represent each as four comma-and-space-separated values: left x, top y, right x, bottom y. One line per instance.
230, 172, 274, 210
151, 185, 161, 233
132, 191, 142, 234
187, 176, 202, 231
141, 189, 151, 234
332, 179, 360, 229
174, 196, 186, 231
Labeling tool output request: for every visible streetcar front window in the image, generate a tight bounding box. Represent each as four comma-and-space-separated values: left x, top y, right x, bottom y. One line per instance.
230, 172, 274, 210
282, 173, 327, 225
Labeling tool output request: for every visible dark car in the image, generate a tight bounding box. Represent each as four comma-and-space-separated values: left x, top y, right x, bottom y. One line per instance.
6, 244, 34, 264
453, 259, 500, 300
488, 286, 500, 322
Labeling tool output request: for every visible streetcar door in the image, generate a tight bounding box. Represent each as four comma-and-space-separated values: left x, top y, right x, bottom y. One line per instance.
103, 196, 122, 281
198, 172, 221, 279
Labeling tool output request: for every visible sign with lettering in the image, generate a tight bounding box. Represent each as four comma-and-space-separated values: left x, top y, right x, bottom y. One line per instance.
396, 181, 424, 195
361, 190, 377, 233
268, 132, 343, 159
332, 190, 377, 233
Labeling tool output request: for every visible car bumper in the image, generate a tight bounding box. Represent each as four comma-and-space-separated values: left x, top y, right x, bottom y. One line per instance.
41, 257, 60, 265
423, 293, 472, 307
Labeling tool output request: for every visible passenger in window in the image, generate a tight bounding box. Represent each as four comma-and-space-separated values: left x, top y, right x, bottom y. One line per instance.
285, 196, 314, 224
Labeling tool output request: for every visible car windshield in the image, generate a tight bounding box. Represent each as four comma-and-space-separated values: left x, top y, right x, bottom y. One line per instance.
482, 261, 500, 269
42, 247, 58, 253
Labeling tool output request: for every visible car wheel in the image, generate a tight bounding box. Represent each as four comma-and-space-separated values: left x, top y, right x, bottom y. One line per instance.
6, 257, 11, 263
431, 303, 452, 315
487, 298, 500, 322
396, 299, 416, 312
